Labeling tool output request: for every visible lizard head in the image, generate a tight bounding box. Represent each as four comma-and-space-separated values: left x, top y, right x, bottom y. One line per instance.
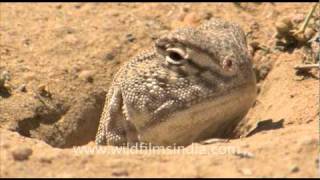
154, 19, 256, 97
96, 19, 258, 146
138, 19, 258, 144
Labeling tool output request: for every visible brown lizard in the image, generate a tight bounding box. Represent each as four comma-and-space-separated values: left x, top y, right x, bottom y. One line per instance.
95, 18, 257, 147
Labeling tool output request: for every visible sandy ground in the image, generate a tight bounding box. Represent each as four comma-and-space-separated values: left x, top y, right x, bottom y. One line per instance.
0, 3, 319, 177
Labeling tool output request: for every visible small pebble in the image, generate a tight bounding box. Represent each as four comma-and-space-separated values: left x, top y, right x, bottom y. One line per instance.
37, 84, 51, 97
291, 14, 305, 24
293, 75, 304, 81
234, 151, 255, 159
57, 173, 74, 178
17, 59, 24, 63
112, 169, 129, 177
1, 71, 10, 82
281, 17, 293, 27
289, 165, 299, 173
23, 72, 36, 81
182, 6, 190, 12
253, 51, 263, 62
250, 21, 260, 31
241, 143, 250, 148
200, 11, 212, 20
294, 33, 307, 44
275, 17, 293, 35
250, 41, 260, 50
74, 4, 82, 9
17, 84, 27, 92
12, 147, 33, 161
258, 62, 272, 80
126, 34, 136, 42
105, 52, 115, 61
240, 168, 252, 176
39, 157, 52, 164
23, 38, 31, 46
299, 136, 317, 146
304, 28, 316, 40
1, 143, 10, 149
111, 12, 120, 17
78, 70, 94, 83
183, 12, 201, 27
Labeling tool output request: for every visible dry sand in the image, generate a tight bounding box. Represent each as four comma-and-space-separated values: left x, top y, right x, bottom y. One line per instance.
0, 3, 319, 177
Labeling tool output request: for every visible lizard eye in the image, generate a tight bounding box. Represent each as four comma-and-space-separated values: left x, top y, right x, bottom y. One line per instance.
165, 48, 187, 65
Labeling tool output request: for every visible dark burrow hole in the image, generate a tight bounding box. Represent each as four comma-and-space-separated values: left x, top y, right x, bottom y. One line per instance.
11, 88, 284, 149
11, 90, 106, 149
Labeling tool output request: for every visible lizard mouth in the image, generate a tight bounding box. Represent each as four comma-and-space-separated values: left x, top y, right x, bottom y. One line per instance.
148, 81, 256, 128
139, 81, 256, 146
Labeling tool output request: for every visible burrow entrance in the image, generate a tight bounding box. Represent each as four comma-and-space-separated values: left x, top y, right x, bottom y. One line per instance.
8, 90, 106, 148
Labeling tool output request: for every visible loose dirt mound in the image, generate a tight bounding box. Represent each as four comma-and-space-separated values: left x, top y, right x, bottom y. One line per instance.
0, 3, 319, 177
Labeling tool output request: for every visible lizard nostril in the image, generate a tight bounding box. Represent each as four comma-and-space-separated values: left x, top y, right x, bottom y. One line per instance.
223, 59, 233, 69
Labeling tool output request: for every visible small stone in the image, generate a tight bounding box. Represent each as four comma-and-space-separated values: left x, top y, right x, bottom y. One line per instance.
275, 22, 289, 35
74, 4, 82, 9
304, 28, 316, 40
294, 33, 307, 44
275, 17, 293, 35
17, 84, 27, 92
17, 59, 24, 63
306, 119, 313, 124
182, 6, 190, 12
250, 21, 260, 31
250, 41, 260, 49
291, 14, 305, 24
111, 12, 120, 17
126, 34, 136, 42
58, 173, 74, 178
289, 165, 299, 173
0, 71, 10, 83
281, 17, 293, 27
70, 66, 82, 74
112, 169, 129, 177
240, 168, 252, 176
12, 147, 33, 161
234, 151, 255, 159
39, 157, 52, 164
253, 51, 263, 62
293, 75, 304, 81
299, 136, 317, 146
1, 143, 10, 149
23, 72, 36, 81
78, 70, 94, 83
241, 143, 250, 148
258, 62, 272, 80
249, 41, 260, 53
23, 38, 31, 46
105, 52, 115, 61
200, 11, 213, 20
183, 12, 201, 27
37, 84, 51, 97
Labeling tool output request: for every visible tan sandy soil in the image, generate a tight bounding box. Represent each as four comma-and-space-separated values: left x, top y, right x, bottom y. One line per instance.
0, 3, 319, 177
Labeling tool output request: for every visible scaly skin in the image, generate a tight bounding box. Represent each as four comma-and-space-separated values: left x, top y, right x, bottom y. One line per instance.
96, 18, 257, 146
